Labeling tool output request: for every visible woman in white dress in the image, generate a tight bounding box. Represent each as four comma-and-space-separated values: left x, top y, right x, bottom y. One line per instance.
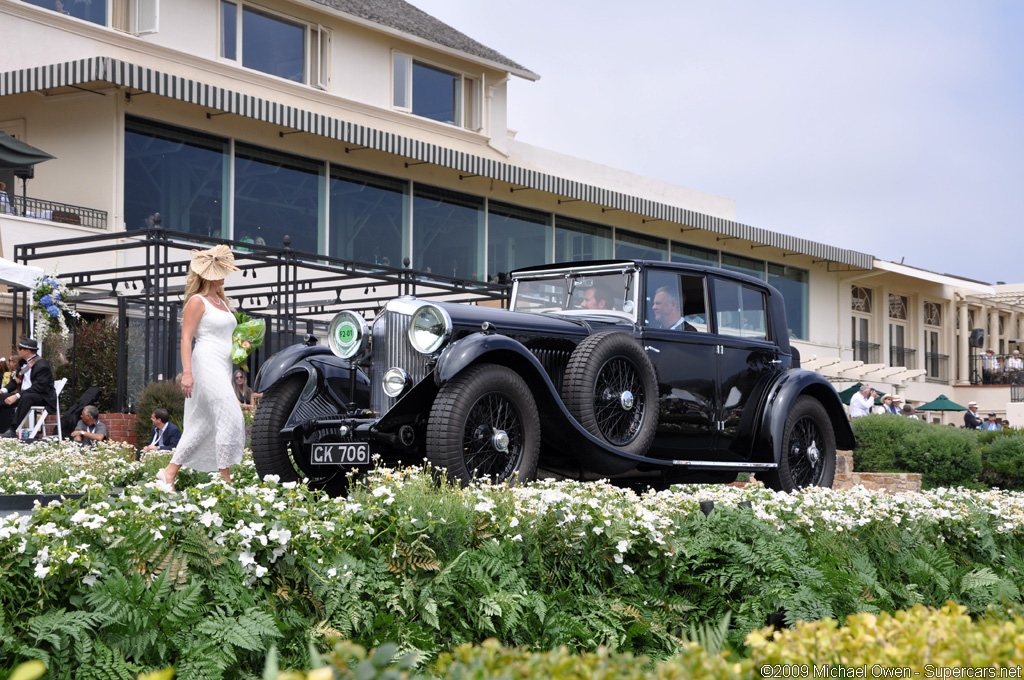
158, 245, 244, 490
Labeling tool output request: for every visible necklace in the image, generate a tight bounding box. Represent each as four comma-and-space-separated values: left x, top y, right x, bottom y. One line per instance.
205, 295, 226, 309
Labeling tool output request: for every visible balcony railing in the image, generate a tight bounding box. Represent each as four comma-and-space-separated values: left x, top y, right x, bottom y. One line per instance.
924, 352, 949, 383
969, 354, 1024, 385
890, 346, 916, 368
1, 195, 107, 229
1013, 383, 1024, 403
853, 341, 880, 364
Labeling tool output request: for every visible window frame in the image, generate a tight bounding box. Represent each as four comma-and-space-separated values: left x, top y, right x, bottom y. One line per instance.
220, 1, 327, 88
391, 51, 483, 131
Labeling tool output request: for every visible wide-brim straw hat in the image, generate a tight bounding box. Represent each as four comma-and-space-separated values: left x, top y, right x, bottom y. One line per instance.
189, 244, 239, 280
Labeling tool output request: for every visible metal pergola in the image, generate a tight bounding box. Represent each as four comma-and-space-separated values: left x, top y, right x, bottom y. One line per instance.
13, 227, 509, 412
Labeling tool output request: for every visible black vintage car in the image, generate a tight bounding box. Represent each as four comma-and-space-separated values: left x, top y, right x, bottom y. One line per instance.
251, 260, 855, 494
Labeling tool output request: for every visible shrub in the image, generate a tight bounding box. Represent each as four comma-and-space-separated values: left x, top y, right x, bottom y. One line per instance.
979, 433, 1024, 489
53, 318, 120, 414
133, 380, 185, 447
852, 414, 982, 489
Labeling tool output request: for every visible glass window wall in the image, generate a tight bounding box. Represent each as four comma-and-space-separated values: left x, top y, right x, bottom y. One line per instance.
616, 229, 667, 261
555, 217, 613, 262
487, 201, 550, 282
234, 144, 322, 254
124, 118, 229, 238
721, 252, 766, 280
671, 242, 718, 266
767, 263, 808, 339
413, 185, 484, 280
329, 166, 407, 266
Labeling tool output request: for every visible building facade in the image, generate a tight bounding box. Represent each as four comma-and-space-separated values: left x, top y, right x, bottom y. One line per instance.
1, 0, 1021, 422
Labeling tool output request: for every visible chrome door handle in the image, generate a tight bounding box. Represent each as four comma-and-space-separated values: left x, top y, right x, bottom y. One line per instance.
645, 346, 660, 353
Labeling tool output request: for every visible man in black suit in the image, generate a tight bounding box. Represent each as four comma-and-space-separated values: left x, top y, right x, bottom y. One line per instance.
963, 401, 982, 430
0, 338, 57, 438
141, 408, 182, 452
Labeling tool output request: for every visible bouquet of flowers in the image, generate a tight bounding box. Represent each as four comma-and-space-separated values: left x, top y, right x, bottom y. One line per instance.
232, 312, 266, 365
32, 273, 81, 340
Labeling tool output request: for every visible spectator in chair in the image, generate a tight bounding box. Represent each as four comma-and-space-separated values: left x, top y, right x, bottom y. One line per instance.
0, 338, 56, 438
141, 408, 182, 452
71, 405, 107, 445
0, 181, 11, 214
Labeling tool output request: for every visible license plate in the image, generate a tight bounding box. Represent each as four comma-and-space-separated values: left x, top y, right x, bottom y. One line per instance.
310, 443, 370, 466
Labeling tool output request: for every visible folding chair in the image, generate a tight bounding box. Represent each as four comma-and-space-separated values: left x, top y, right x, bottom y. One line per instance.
17, 378, 68, 440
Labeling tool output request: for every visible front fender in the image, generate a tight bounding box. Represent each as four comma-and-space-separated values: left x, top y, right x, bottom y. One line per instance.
758, 369, 856, 465
254, 343, 370, 410
254, 344, 336, 394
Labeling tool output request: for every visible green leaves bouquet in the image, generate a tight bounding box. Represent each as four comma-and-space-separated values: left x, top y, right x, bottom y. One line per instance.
232, 312, 265, 365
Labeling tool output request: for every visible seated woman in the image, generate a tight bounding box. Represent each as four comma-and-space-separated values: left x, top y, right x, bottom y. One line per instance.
233, 369, 254, 406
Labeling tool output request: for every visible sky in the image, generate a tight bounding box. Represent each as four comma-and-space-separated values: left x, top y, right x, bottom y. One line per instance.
409, 0, 1024, 284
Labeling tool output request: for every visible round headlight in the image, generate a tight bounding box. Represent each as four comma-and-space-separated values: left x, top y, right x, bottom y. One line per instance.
408, 304, 452, 354
382, 367, 409, 397
328, 310, 369, 359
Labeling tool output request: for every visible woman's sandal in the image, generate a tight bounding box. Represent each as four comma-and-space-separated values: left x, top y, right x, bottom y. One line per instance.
155, 469, 176, 493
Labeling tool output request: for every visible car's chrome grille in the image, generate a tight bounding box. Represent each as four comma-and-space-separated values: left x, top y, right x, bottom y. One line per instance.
530, 348, 572, 392
371, 305, 430, 415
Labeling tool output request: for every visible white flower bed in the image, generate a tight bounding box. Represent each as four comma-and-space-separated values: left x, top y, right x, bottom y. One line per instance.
2, 460, 1023, 583
0, 439, 142, 494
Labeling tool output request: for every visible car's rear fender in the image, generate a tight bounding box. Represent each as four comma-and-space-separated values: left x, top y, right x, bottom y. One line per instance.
433, 332, 651, 475
757, 369, 856, 464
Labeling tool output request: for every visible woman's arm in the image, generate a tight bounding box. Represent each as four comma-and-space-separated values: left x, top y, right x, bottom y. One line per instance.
180, 297, 205, 398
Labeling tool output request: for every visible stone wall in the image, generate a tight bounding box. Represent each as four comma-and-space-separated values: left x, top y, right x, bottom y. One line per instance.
832, 450, 922, 493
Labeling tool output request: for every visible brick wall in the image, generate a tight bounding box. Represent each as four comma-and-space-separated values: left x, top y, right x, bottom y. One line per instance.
833, 450, 922, 493
102, 413, 138, 446
43, 412, 138, 446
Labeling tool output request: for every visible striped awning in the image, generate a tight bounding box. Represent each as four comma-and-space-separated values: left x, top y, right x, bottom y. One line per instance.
1, 56, 873, 269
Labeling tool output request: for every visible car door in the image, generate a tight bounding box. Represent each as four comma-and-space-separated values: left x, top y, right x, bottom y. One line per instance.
642, 269, 718, 455
710, 277, 780, 458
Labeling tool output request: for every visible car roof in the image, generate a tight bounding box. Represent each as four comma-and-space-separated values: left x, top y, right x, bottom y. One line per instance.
510, 259, 772, 290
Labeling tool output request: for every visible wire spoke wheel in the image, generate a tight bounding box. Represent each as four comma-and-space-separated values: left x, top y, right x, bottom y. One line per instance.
593, 357, 646, 446
765, 395, 836, 492
786, 414, 825, 487
562, 332, 659, 455
427, 364, 540, 485
461, 391, 525, 479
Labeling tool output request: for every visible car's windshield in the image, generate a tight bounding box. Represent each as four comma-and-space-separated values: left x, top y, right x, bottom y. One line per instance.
510, 269, 638, 322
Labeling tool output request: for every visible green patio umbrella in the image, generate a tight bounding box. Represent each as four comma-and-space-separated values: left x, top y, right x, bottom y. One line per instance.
0, 131, 55, 169
837, 383, 862, 405
914, 394, 967, 412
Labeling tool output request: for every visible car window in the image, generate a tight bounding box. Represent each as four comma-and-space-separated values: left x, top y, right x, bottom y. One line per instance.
713, 279, 769, 340
645, 271, 708, 332
514, 279, 569, 312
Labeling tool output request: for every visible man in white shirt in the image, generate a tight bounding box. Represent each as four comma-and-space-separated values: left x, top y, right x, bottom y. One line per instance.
1006, 350, 1023, 384
849, 384, 876, 419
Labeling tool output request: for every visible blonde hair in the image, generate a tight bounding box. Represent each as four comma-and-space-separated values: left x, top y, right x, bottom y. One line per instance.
183, 271, 232, 310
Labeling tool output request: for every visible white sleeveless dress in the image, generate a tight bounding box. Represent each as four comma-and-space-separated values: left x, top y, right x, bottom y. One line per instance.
171, 296, 245, 472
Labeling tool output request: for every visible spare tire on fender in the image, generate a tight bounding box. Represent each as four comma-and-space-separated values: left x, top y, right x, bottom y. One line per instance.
561, 331, 659, 456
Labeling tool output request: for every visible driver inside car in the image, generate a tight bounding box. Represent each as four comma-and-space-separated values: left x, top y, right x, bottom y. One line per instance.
580, 283, 614, 310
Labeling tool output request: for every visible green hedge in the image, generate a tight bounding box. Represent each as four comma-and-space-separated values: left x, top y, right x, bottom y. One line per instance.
849, 415, 1024, 490
10, 603, 1024, 679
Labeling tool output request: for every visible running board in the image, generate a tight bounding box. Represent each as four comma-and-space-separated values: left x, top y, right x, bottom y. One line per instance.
671, 460, 777, 469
